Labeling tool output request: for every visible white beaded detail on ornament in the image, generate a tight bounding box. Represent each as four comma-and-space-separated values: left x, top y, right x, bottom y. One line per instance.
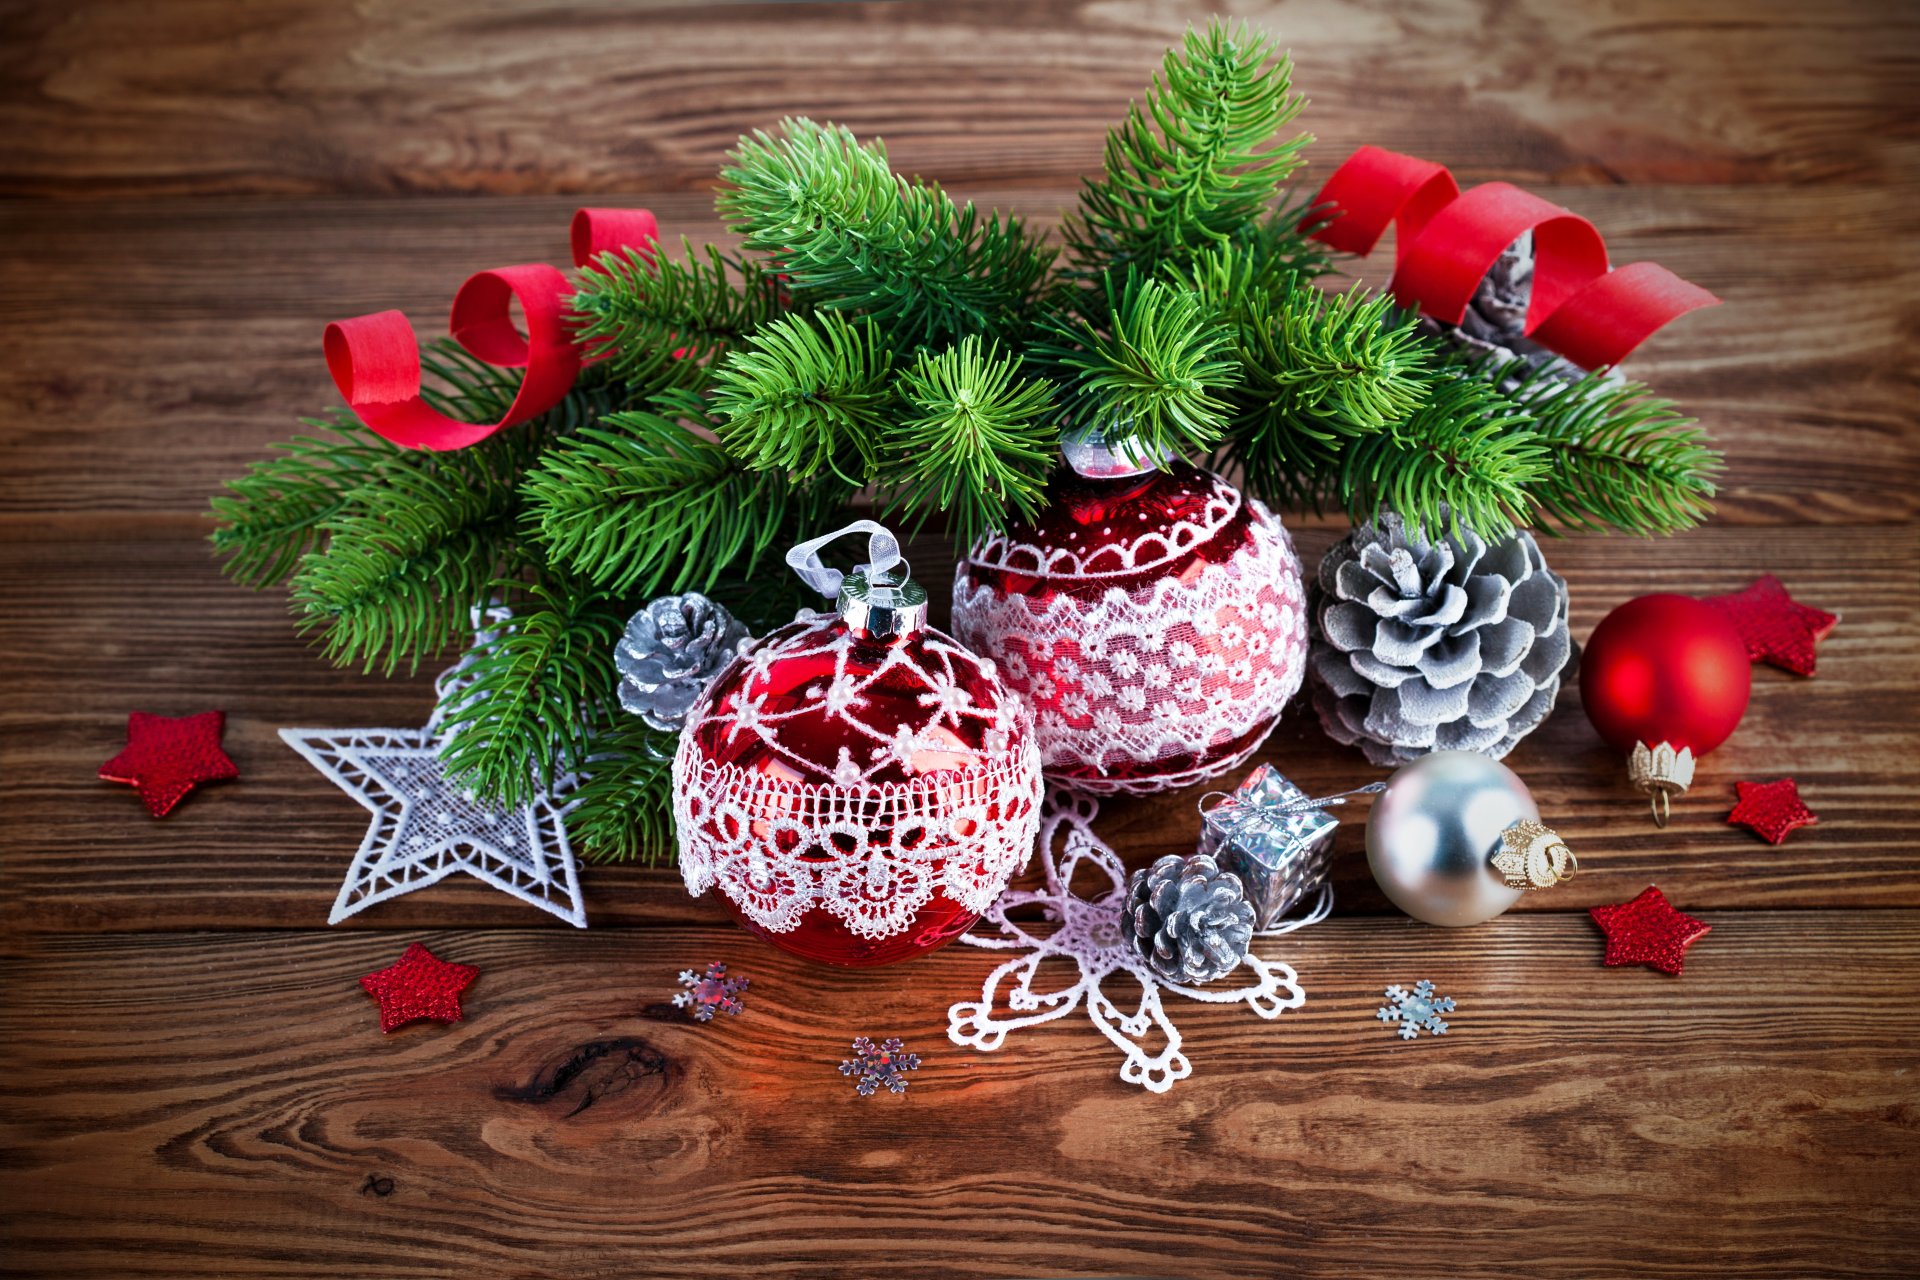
954, 501, 1309, 793
964, 473, 1243, 579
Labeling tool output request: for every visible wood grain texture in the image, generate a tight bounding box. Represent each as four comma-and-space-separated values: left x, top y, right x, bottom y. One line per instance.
3, 920, 1916, 1279
2, 0, 1917, 1275
2, 0, 1916, 198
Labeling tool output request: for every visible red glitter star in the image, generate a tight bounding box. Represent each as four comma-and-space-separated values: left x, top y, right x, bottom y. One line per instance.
360, 942, 479, 1033
1703, 575, 1837, 676
98, 710, 239, 818
1728, 778, 1818, 845
1589, 886, 1711, 976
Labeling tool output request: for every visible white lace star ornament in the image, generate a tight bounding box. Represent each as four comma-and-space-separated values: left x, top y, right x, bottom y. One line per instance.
280, 627, 586, 928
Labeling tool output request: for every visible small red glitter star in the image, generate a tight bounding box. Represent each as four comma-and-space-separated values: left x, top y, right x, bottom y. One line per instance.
1728, 778, 1819, 845
1703, 575, 1837, 676
1589, 886, 1711, 977
359, 942, 479, 1033
98, 710, 239, 818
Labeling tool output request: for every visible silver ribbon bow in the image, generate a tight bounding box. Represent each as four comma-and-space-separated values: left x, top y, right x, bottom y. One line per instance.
785, 520, 908, 600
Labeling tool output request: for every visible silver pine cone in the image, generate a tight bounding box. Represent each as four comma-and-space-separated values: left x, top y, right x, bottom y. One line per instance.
1124, 854, 1256, 986
616, 593, 749, 732
1310, 512, 1572, 766
1416, 230, 1592, 391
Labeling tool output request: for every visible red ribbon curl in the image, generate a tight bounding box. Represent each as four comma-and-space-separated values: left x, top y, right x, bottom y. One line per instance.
1305, 145, 1717, 369
324, 208, 659, 451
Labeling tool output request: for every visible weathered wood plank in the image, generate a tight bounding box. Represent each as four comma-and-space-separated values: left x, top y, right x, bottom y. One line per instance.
0, 183, 1915, 521
2, 0, 1914, 198
2, 918, 1914, 1278
2, 523, 1912, 934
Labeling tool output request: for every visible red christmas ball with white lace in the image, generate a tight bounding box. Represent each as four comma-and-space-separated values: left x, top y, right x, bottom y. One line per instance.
672, 524, 1043, 967
952, 436, 1310, 795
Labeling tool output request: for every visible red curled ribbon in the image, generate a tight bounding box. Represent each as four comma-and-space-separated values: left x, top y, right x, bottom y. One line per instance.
324, 207, 659, 451
1306, 145, 1717, 369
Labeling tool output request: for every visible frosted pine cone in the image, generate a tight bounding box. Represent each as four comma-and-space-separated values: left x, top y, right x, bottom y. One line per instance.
1310, 513, 1572, 766
617, 594, 749, 732
1416, 230, 1591, 391
1123, 854, 1256, 986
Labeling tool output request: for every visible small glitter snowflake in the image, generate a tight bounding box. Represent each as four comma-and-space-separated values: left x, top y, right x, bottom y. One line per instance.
1376, 979, 1455, 1040
673, 963, 749, 1022
839, 1036, 921, 1095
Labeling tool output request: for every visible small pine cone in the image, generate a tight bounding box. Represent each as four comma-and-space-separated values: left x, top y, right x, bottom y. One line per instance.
1123, 854, 1256, 986
616, 594, 749, 732
1416, 230, 1592, 390
1310, 512, 1573, 766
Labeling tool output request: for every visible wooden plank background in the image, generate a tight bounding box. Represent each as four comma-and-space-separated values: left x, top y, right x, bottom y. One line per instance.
1, 1, 1916, 1276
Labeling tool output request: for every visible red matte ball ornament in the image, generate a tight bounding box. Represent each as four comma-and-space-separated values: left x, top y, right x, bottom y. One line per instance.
1579, 594, 1750, 826
672, 523, 1043, 967
951, 432, 1309, 794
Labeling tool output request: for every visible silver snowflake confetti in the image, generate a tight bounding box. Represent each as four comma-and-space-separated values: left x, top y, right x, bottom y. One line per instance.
840, 1036, 921, 1096
673, 962, 749, 1022
1377, 979, 1455, 1040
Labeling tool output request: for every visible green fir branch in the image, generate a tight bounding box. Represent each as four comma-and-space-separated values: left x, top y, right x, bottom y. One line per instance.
522, 390, 836, 597
718, 117, 1055, 347
567, 719, 679, 865
881, 337, 1060, 546
1065, 20, 1310, 277
435, 577, 626, 810
1335, 373, 1548, 539
570, 240, 787, 394
1036, 273, 1239, 456
1494, 360, 1721, 535
708, 311, 896, 484
208, 410, 398, 587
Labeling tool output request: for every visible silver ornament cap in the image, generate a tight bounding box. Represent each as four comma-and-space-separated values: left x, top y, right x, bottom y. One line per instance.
1366, 750, 1549, 927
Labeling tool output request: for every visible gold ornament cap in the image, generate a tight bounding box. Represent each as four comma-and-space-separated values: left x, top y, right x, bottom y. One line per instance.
1492, 818, 1578, 891
1628, 740, 1695, 828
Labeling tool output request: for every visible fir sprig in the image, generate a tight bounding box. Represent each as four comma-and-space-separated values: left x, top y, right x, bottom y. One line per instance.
435, 577, 626, 810
709, 311, 896, 484
1336, 373, 1549, 538
522, 391, 826, 597
209, 411, 398, 587
1500, 362, 1721, 535
1065, 20, 1311, 276
570, 240, 786, 394
565, 719, 679, 864
883, 337, 1059, 545
1038, 274, 1240, 456
288, 428, 544, 676
718, 117, 1054, 347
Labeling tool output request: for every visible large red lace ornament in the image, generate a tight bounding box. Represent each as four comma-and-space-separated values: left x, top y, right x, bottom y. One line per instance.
324, 207, 659, 451
952, 438, 1309, 795
672, 522, 1043, 967
1306, 145, 1718, 369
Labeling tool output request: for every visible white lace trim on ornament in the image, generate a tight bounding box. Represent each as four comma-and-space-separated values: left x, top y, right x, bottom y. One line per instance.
965, 474, 1241, 579
672, 730, 1044, 939
948, 791, 1322, 1093
954, 505, 1308, 787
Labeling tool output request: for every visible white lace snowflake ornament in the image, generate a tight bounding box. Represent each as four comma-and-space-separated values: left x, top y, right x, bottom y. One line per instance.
281, 608, 587, 928
948, 792, 1323, 1092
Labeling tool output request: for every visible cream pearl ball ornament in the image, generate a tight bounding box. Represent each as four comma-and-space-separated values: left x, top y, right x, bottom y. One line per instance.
1365, 751, 1575, 927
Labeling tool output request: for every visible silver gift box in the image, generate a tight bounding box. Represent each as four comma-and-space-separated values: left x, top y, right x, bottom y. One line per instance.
1198, 765, 1341, 929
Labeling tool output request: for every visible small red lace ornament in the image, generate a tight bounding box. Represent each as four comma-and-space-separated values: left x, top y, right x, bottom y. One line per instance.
1589, 886, 1711, 977
673, 522, 1043, 967
952, 434, 1308, 795
360, 942, 479, 1033
1728, 778, 1819, 845
98, 710, 239, 817
1703, 575, 1837, 677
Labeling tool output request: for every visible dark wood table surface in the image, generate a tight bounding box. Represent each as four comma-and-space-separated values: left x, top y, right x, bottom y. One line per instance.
3, 2, 1917, 1276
